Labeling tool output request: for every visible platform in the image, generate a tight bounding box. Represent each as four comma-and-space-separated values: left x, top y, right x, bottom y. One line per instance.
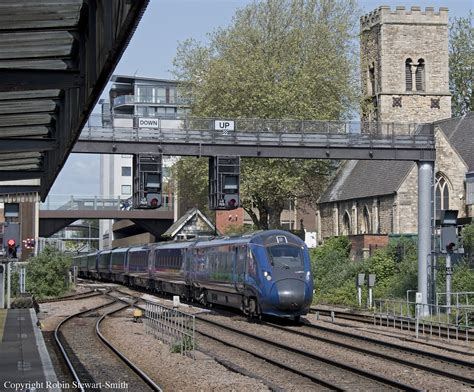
0, 309, 59, 392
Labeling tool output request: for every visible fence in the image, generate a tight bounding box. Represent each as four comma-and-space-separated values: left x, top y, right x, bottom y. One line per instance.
373, 298, 473, 342
144, 301, 195, 357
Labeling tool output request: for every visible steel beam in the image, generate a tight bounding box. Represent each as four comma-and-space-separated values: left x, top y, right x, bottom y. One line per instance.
0, 171, 43, 181
0, 185, 40, 194
0, 69, 84, 92
73, 140, 436, 162
0, 138, 57, 152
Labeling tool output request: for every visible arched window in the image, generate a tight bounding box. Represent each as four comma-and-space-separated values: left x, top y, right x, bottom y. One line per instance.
415, 59, 425, 91
405, 58, 413, 91
342, 211, 351, 235
362, 206, 371, 234
435, 173, 450, 217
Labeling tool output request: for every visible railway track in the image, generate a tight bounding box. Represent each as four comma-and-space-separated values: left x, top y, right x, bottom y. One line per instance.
54, 296, 162, 392
264, 320, 474, 387
311, 307, 474, 341
37, 289, 105, 304
195, 314, 421, 391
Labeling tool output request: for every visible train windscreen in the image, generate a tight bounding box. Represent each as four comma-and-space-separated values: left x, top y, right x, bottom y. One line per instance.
266, 245, 304, 268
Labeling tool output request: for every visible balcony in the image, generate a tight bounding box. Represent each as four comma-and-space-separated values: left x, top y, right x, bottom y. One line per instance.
113, 94, 191, 107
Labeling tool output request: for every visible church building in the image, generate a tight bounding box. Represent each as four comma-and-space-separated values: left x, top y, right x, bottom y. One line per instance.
315, 6, 473, 253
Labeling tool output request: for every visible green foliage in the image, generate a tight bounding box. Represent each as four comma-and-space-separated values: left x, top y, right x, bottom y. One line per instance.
172, 157, 212, 217
173, 0, 359, 228
367, 249, 396, 284
26, 246, 72, 299
461, 223, 474, 264
449, 11, 473, 116
452, 262, 474, 293
312, 234, 474, 307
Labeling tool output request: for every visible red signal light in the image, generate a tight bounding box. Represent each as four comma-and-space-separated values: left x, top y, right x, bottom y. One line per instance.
227, 199, 237, 208
7, 239, 15, 247
150, 198, 159, 208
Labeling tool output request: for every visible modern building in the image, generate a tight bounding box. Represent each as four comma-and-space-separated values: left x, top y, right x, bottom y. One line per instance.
315, 6, 473, 256
99, 75, 189, 248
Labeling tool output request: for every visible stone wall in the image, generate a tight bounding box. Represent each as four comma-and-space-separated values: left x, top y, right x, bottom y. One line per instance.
378, 95, 451, 123
317, 194, 396, 240
435, 129, 468, 217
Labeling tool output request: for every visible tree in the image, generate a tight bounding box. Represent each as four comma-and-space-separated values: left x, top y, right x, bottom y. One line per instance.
172, 157, 212, 217
173, 0, 359, 228
26, 246, 72, 299
449, 11, 473, 116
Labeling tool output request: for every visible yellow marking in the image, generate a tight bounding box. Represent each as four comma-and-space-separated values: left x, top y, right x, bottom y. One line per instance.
0, 309, 7, 342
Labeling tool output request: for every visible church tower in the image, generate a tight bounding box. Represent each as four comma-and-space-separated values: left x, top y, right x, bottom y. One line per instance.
360, 6, 451, 123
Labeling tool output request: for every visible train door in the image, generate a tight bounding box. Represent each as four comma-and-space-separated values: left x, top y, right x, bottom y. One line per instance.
234, 244, 247, 292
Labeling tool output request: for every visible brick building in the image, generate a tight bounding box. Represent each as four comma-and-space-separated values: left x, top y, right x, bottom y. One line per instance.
315, 6, 473, 248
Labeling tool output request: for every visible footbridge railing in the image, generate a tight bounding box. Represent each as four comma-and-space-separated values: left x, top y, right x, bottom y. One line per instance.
75, 114, 436, 161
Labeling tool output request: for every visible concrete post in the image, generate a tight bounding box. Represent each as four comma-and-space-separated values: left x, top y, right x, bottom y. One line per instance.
418, 161, 433, 315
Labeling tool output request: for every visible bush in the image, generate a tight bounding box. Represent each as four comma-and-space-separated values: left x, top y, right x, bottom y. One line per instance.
461, 223, 474, 264
26, 246, 72, 299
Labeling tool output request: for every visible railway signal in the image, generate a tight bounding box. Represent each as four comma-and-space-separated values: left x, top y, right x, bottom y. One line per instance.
133, 154, 162, 209
7, 239, 17, 258
209, 156, 240, 210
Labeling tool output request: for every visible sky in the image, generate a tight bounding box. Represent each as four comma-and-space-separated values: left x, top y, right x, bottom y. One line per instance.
49, 0, 472, 197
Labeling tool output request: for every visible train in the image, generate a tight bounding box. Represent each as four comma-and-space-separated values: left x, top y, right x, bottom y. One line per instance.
72, 230, 313, 320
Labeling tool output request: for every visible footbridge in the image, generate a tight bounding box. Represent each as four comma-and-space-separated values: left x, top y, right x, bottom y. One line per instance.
39, 195, 173, 238
74, 115, 435, 161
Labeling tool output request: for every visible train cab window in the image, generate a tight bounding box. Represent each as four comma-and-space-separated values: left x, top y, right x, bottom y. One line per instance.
267, 245, 304, 268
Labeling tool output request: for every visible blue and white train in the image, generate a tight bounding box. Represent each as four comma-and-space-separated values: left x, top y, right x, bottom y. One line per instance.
72, 230, 313, 320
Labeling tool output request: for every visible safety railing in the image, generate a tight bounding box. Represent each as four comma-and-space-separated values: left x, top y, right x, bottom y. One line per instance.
436, 291, 474, 307
373, 298, 473, 341
144, 301, 195, 357
80, 114, 435, 150
40, 194, 173, 211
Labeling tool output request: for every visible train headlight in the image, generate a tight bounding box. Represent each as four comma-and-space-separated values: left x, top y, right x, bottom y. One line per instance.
306, 271, 311, 281
263, 271, 272, 281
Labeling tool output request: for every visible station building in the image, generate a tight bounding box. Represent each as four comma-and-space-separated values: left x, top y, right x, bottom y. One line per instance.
315, 6, 473, 255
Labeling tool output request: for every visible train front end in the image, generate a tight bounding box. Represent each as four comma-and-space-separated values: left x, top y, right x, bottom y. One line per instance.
250, 231, 313, 319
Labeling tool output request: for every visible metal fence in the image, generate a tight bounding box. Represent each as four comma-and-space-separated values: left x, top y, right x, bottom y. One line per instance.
144, 301, 195, 357
373, 298, 473, 341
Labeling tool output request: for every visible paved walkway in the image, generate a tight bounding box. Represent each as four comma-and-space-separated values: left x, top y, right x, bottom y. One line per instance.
0, 308, 59, 392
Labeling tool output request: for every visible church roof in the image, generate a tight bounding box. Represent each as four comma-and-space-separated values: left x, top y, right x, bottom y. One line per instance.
318, 112, 474, 204
318, 160, 413, 203
435, 112, 474, 171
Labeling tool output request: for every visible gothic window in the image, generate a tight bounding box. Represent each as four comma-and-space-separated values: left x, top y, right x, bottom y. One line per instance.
342, 211, 351, 235
415, 59, 425, 91
435, 173, 450, 217
363, 206, 371, 234
405, 59, 413, 91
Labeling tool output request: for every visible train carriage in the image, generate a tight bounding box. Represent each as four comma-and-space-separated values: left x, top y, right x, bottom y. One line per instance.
110, 247, 128, 283
149, 240, 194, 296
86, 251, 99, 279
74, 230, 313, 320
126, 245, 151, 288
97, 249, 112, 281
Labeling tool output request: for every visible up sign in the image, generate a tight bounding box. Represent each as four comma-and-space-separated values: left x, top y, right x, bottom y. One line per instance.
214, 120, 235, 135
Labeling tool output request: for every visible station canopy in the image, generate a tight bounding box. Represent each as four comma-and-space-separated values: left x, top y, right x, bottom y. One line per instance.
0, 0, 149, 201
